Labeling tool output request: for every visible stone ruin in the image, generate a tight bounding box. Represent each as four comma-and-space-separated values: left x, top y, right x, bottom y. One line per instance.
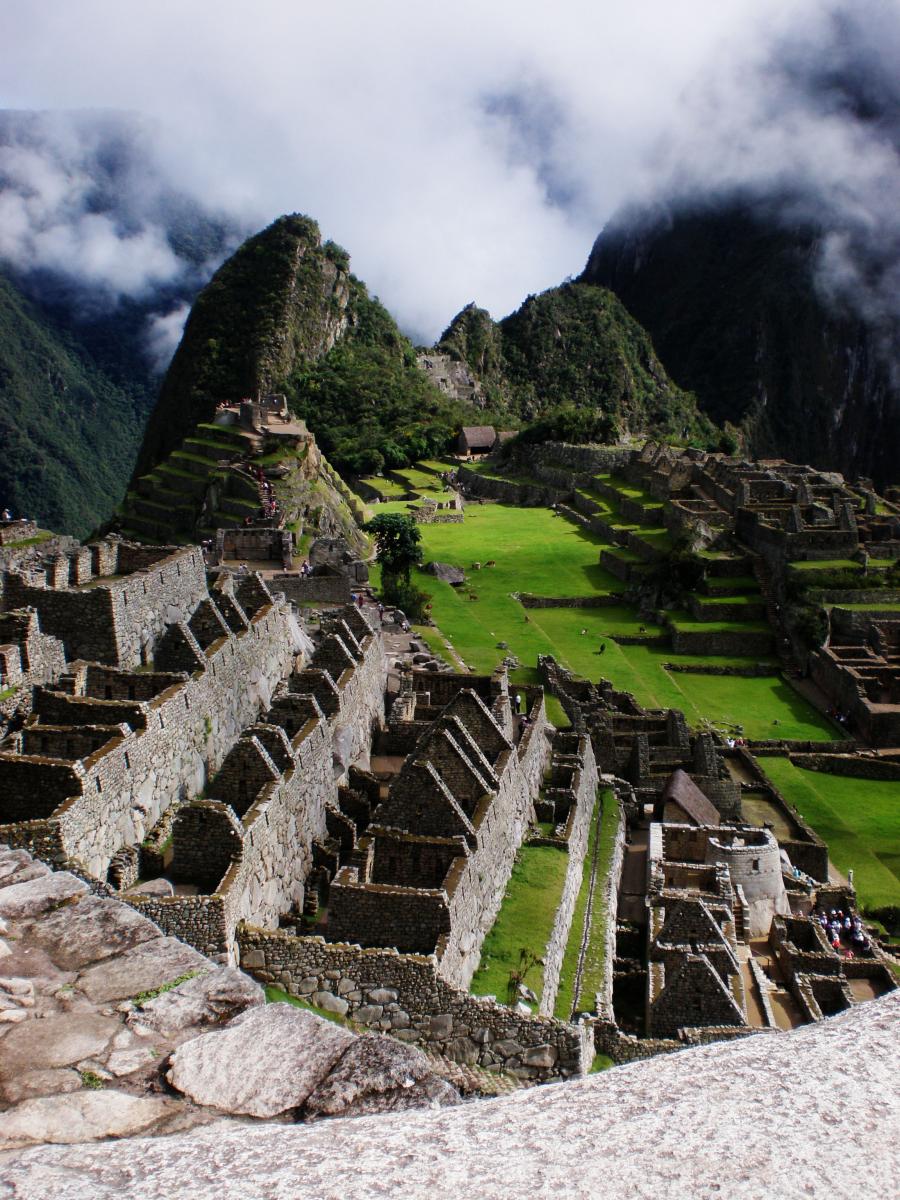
539, 655, 896, 1061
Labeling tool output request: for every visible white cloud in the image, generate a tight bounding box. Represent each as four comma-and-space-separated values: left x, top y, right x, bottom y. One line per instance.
1, 0, 899, 343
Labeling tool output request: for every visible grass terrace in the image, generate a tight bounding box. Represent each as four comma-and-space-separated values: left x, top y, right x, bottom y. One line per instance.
760, 758, 900, 910
667, 611, 772, 636
554, 789, 620, 1020
470, 844, 570, 1007
392, 467, 451, 490
389, 501, 837, 740
358, 475, 409, 498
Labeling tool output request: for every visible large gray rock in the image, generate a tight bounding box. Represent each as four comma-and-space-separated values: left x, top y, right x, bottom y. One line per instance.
304, 1035, 460, 1119
128, 967, 264, 1035
0, 1067, 82, 1106
424, 561, 466, 585
0, 1011, 120, 1072
0, 871, 87, 920
76, 937, 208, 1004
166, 1003, 354, 1118
0, 1091, 174, 1149
26, 895, 163, 971
3, 991, 898, 1200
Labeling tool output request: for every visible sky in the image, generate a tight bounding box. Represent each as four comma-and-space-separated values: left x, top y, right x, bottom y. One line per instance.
1, 0, 899, 351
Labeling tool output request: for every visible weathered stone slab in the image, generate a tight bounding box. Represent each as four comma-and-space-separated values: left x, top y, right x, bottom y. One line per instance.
128, 967, 264, 1035
0, 1011, 120, 1072
0, 872, 87, 920
76, 937, 207, 1004
124, 878, 175, 898
166, 1003, 354, 1118
0, 1067, 82, 1106
27, 895, 164, 971
304, 1035, 460, 1119
1, 1091, 174, 1149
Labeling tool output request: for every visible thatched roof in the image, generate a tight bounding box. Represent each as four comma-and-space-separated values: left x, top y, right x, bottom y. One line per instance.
657, 768, 720, 826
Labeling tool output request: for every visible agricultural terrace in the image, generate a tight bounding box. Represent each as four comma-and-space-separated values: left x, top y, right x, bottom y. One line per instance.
760, 758, 900, 911
391, 502, 836, 742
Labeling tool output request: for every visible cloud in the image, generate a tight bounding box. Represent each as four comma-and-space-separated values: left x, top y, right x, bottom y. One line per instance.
143, 301, 191, 373
1, 0, 899, 347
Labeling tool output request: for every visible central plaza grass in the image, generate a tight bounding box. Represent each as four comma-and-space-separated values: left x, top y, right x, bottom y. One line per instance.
398, 503, 836, 740
470, 843, 570, 1005
759, 758, 900, 911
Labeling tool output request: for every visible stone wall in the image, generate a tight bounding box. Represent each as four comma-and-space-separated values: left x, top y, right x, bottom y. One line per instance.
0, 597, 298, 876
125, 611, 386, 961
3, 544, 208, 668
456, 466, 562, 507
271, 574, 353, 606
238, 927, 593, 1082
669, 627, 774, 657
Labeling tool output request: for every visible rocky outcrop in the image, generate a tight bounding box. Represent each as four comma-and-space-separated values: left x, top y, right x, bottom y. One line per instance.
3, 989, 897, 1198
0, 844, 458, 1152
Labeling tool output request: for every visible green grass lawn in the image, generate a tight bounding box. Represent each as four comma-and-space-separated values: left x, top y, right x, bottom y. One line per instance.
393, 467, 449, 490
693, 592, 763, 607
470, 844, 570, 1006
396, 503, 836, 739
834, 603, 900, 612
359, 475, 408, 498
554, 789, 621, 1019
759, 758, 900, 910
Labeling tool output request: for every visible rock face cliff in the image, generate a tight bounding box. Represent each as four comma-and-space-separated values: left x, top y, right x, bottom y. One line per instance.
583, 202, 900, 487
135, 215, 354, 476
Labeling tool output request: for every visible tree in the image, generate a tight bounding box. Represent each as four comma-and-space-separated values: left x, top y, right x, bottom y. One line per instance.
365, 513, 423, 582
365, 513, 427, 620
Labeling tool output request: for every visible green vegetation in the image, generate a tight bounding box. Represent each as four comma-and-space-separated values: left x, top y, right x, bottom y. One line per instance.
470, 844, 570, 1006
439, 284, 716, 447
264, 984, 349, 1026
131, 969, 202, 1006
387, 502, 833, 739
80, 1070, 106, 1090
0, 271, 156, 537
555, 790, 620, 1019
760, 758, 900, 910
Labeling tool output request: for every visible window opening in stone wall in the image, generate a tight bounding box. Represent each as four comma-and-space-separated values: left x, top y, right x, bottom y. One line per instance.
124, 752, 130, 770
104, 685, 112, 699
95, 778, 102, 793
752, 858, 760, 872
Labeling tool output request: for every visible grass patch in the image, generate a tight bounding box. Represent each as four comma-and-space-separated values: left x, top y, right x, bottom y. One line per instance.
80, 1070, 106, 1090
555, 790, 620, 1019
759, 758, 900, 910
359, 475, 408, 498
5, 530, 53, 549
470, 844, 570, 1006
264, 984, 350, 1026
131, 970, 202, 1006
382, 495, 833, 739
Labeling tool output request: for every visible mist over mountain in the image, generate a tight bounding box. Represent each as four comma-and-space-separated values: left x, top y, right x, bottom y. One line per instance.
0, 110, 241, 534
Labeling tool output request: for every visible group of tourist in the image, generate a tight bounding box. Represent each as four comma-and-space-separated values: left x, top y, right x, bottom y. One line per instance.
814, 905, 869, 953
825, 706, 850, 727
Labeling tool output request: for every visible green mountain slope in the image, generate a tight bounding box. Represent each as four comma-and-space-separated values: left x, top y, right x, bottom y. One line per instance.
583, 202, 900, 486
139, 214, 478, 481
435, 282, 714, 443
0, 271, 147, 537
